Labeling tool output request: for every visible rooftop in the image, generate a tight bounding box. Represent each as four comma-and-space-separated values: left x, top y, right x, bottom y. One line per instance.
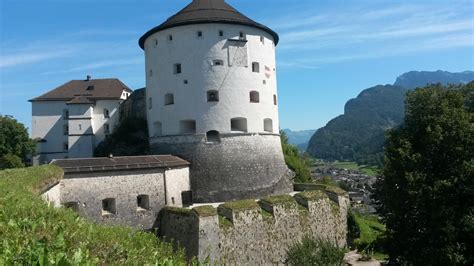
51, 155, 190, 174
139, 0, 279, 49
30, 78, 133, 102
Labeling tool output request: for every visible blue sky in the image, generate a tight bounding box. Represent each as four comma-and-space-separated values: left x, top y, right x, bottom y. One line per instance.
1, 0, 473, 132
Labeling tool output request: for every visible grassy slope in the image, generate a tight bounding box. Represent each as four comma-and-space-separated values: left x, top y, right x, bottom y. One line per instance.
332, 161, 379, 177
0, 165, 186, 265
353, 213, 387, 260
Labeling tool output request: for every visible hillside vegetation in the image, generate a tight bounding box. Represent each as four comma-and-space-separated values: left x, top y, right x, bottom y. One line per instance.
0, 165, 185, 264
307, 70, 474, 165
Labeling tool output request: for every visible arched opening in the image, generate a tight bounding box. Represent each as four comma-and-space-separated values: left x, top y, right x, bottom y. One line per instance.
102, 198, 116, 215
137, 195, 150, 211
250, 91, 260, 103
207, 90, 219, 102
264, 118, 273, 133
180, 120, 196, 134
154, 122, 162, 137
206, 130, 220, 143
231, 118, 247, 132
164, 93, 174, 105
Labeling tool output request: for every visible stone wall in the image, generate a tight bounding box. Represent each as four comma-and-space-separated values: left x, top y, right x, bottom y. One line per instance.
119, 88, 146, 120
159, 188, 350, 264
150, 133, 293, 203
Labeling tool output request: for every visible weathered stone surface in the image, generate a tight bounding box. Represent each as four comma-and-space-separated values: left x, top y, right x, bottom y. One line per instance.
159, 189, 350, 264
150, 133, 293, 203
119, 88, 146, 120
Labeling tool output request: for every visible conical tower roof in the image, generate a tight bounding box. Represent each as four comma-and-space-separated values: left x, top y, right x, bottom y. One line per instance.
139, 0, 279, 49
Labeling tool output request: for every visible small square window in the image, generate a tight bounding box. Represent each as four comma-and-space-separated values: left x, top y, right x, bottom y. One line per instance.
137, 195, 150, 211
260, 36, 265, 44
197, 31, 203, 38
219, 30, 224, 37
212, 59, 223, 66
102, 198, 116, 216
239, 31, 245, 39
184, 80, 188, 84
174, 64, 182, 74
263, 80, 266, 85
168, 35, 173, 41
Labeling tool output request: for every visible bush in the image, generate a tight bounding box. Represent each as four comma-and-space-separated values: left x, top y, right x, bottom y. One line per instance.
281, 130, 312, 183
0, 153, 24, 169
0, 165, 186, 264
286, 237, 346, 266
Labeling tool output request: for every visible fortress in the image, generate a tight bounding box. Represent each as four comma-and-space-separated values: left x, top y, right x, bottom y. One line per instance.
39, 0, 349, 263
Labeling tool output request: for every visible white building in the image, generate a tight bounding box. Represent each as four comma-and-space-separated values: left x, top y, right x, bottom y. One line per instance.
30, 76, 132, 164
139, 0, 292, 202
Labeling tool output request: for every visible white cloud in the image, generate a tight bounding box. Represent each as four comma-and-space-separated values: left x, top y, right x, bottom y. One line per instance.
0, 50, 73, 68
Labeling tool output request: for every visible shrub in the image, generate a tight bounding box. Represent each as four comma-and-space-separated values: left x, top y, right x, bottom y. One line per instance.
0, 153, 24, 169
286, 237, 346, 266
280, 130, 312, 183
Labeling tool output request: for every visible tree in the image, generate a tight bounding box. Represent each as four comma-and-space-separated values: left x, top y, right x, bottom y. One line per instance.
0, 115, 35, 169
280, 130, 312, 183
94, 118, 149, 157
374, 83, 474, 265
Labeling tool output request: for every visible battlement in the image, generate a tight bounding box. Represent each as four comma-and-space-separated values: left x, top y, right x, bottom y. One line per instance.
159, 186, 349, 264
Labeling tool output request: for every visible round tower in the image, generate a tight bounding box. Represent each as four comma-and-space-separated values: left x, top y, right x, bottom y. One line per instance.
139, 0, 292, 202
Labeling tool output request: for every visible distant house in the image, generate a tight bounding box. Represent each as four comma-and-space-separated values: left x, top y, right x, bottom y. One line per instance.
30, 76, 133, 164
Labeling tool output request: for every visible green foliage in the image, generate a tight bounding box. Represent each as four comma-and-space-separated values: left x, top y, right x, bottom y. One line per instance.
374, 82, 474, 265
0, 115, 35, 168
94, 118, 149, 157
307, 85, 407, 166
0, 165, 186, 264
286, 237, 346, 266
0, 153, 25, 169
280, 130, 312, 183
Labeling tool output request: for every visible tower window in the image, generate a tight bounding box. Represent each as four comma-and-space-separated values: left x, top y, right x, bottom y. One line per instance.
207, 90, 219, 102
63, 142, 68, 151
263, 80, 266, 85
250, 91, 260, 103
148, 97, 152, 109
164, 93, 174, 105
102, 198, 116, 215
264, 118, 273, 133
260, 36, 265, 44
78, 124, 82, 131
219, 30, 224, 37
154, 39, 158, 46
149, 69, 153, 77
174, 64, 182, 74
239, 31, 245, 39
252, 62, 260, 73
206, 130, 220, 143
104, 123, 110, 134
180, 120, 196, 134
154, 121, 162, 136
197, 31, 203, 38
63, 124, 69, 135
231, 117, 247, 132
137, 195, 150, 211
104, 108, 109, 118
63, 109, 69, 119
273, 94, 277, 105
168, 35, 173, 41
212, 59, 223, 66
184, 79, 188, 84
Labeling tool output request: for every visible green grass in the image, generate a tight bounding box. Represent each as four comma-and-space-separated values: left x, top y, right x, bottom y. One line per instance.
219, 199, 259, 211
192, 205, 217, 217
352, 213, 387, 259
0, 165, 186, 265
331, 161, 379, 177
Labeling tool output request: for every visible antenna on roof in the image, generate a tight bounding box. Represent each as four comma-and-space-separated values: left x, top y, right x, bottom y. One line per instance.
86, 75, 92, 81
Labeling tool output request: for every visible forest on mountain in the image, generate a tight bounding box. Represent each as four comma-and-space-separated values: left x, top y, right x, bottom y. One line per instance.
306, 70, 474, 165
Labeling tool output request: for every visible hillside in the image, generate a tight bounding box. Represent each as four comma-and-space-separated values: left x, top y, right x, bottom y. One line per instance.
307, 70, 474, 165
0, 165, 185, 264
282, 129, 316, 150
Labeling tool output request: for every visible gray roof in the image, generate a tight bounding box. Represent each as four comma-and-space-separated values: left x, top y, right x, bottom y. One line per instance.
139, 0, 279, 49
52, 155, 190, 174
30, 78, 132, 102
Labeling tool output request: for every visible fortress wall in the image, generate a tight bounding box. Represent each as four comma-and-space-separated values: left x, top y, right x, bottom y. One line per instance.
151, 133, 293, 203
159, 189, 349, 264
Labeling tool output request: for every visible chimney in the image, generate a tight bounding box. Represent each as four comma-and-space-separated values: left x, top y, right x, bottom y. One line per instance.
86, 75, 92, 81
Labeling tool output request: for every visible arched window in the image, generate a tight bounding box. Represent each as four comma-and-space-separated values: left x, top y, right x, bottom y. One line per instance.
103, 108, 109, 118
148, 97, 152, 109
180, 120, 196, 134
264, 118, 273, 133
154, 122, 162, 136
207, 90, 219, 102
206, 130, 220, 143
164, 94, 174, 105
273, 94, 277, 105
250, 91, 260, 103
231, 117, 247, 132
252, 62, 260, 73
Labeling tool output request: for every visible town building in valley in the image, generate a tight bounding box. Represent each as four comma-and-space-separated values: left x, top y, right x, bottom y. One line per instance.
30, 76, 132, 164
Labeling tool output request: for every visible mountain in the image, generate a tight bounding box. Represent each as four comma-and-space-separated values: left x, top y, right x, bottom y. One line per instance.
282, 129, 316, 150
395, 70, 474, 89
307, 70, 474, 165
